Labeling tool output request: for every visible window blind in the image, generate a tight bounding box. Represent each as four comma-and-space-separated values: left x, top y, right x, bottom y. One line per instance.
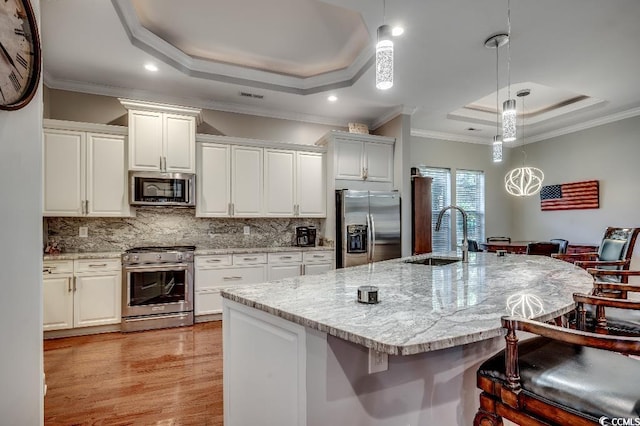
416, 167, 451, 252
455, 170, 485, 247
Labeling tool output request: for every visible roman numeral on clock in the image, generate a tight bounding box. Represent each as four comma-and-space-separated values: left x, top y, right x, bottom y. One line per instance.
9, 71, 21, 91
15, 52, 27, 69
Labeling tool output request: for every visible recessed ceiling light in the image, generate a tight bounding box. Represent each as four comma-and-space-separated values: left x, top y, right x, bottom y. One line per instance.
328, 95, 338, 102
144, 63, 158, 72
392, 26, 404, 37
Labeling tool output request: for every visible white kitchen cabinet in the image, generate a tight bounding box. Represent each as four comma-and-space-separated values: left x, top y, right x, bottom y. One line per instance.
195, 254, 267, 316
264, 150, 326, 217
303, 250, 334, 276
232, 146, 264, 217
43, 258, 121, 331
120, 99, 201, 173
43, 121, 130, 217
267, 252, 303, 280
197, 143, 231, 217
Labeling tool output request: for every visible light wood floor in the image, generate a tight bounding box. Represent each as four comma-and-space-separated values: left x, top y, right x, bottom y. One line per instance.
44, 322, 223, 425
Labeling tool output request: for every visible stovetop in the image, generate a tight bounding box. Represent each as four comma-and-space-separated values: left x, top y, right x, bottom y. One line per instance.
125, 245, 196, 254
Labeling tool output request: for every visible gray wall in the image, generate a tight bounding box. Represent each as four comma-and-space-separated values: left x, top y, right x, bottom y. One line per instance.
509, 115, 640, 245
410, 136, 513, 245
45, 88, 345, 145
0, 2, 43, 422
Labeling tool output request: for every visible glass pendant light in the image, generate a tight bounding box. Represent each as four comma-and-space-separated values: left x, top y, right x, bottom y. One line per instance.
502, 0, 516, 142
376, 0, 393, 90
485, 33, 508, 163
505, 89, 544, 196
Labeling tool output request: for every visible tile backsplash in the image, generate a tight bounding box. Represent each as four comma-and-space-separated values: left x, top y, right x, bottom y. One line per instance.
45, 208, 324, 252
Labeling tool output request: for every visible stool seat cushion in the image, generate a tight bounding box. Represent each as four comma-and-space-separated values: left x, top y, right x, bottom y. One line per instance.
478, 337, 640, 420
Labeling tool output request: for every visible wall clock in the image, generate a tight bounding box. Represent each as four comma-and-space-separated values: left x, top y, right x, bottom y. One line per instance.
0, 0, 41, 111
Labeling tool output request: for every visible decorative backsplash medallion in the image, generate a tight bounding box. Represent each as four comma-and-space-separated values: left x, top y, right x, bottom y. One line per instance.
45, 208, 324, 252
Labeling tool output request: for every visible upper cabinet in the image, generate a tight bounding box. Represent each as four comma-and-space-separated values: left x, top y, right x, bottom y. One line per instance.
120, 99, 201, 173
43, 120, 130, 217
317, 131, 395, 183
197, 135, 326, 218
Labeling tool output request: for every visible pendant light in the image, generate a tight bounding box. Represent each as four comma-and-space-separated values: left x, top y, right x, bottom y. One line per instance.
376, 0, 393, 90
504, 89, 544, 196
485, 33, 508, 163
502, 0, 516, 142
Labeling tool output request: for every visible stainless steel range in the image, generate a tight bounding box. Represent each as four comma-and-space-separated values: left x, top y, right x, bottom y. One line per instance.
121, 246, 195, 332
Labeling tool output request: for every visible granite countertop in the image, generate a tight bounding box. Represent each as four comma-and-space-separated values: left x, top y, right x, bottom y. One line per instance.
43, 246, 333, 260
221, 252, 594, 356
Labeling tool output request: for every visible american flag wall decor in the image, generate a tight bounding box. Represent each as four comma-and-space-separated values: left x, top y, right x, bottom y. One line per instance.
540, 180, 599, 211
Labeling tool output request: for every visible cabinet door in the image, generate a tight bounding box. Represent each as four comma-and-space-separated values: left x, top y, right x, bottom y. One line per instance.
74, 272, 122, 327
296, 152, 326, 217
164, 113, 196, 173
264, 149, 295, 217
304, 263, 333, 276
197, 143, 231, 217
268, 264, 302, 280
128, 110, 163, 171
43, 275, 74, 331
43, 130, 85, 216
86, 133, 130, 217
232, 146, 263, 217
364, 142, 393, 182
195, 288, 224, 316
334, 139, 364, 180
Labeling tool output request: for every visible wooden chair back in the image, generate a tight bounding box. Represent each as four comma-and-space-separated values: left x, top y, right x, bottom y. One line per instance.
526, 242, 560, 256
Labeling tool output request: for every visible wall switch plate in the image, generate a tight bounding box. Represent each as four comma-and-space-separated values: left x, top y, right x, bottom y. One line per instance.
368, 348, 388, 374
243, 226, 250, 235
79, 226, 88, 238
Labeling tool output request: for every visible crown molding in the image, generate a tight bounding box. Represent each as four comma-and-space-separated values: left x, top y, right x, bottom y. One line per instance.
410, 128, 488, 145
111, 0, 373, 95
371, 105, 417, 130
526, 106, 640, 143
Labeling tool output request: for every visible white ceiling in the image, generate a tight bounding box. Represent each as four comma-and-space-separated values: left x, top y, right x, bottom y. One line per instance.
41, 0, 640, 144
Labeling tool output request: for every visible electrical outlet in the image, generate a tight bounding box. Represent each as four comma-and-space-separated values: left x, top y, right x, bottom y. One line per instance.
79, 226, 88, 238
368, 348, 388, 374
243, 226, 250, 235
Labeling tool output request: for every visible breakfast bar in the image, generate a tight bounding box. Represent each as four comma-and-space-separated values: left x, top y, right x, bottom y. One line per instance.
221, 252, 593, 426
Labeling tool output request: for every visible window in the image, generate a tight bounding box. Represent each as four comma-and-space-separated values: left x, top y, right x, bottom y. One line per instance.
416, 167, 451, 252
455, 170, 485, 247
415, 167, 485, 252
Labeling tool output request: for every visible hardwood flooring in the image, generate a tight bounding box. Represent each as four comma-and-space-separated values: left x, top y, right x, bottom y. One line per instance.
44, 322, 223, 425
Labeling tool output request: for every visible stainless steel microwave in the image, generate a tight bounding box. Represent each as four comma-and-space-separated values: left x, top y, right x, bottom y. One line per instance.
129, 171, 195, 207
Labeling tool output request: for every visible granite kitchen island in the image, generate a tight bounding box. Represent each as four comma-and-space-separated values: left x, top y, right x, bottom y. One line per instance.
221, 252, 593, 426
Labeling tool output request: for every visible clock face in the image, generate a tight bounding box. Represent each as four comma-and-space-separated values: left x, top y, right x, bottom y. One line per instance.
0, 0, 40, 110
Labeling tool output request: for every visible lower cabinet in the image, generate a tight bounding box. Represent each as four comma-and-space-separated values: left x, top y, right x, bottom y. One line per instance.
43, 259, 121, 331
302, 251, 334, 275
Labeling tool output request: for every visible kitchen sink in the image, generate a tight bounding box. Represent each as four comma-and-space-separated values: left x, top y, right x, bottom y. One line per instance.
405, 257, 461, 266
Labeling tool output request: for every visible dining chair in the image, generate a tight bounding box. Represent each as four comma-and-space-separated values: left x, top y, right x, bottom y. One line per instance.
525, 242, 560, 256
486, 236, 511, 243
552, 227, 640, 282
474, 316, 640, 426
550, 238, 569, 254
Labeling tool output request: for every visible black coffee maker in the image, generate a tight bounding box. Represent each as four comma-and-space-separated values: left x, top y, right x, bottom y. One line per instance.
296, 226, 317, 247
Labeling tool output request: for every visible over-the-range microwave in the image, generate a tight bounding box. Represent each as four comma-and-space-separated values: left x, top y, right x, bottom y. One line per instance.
129, 171, 195, 207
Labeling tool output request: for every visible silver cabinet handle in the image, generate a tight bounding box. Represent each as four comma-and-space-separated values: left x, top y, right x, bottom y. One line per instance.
231, 203, 235, 216
88, 263, 108, 268
243, 257, 258, 261
312, 254, 325, 258
280, 256, 293, 259
206, 259, 222, 263
80, 200, 85, 215
163, 156, 167, 172
43, 268, 52, 274
73, 277, 77, 292
223, 276, 242, 281
159, 156, 163, 171
85, 200, 89, 214
68, 278, 72, 293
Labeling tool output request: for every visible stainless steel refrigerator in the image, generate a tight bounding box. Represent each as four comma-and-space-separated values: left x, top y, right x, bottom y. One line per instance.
335, 190, 401, 268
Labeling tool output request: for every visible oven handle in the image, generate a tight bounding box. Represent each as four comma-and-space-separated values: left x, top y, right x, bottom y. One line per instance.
123, 264, 190, 272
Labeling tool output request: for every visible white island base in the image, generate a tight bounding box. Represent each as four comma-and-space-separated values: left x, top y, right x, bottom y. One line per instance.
223, 299, 506, 426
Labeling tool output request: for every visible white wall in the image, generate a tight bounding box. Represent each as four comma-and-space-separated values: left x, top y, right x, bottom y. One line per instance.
0, 2, 43, 423
509, 115, 640, 245
410, 136, 513, 243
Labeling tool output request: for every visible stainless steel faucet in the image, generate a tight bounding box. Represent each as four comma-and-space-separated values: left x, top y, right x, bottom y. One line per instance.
435, 205, 469, 262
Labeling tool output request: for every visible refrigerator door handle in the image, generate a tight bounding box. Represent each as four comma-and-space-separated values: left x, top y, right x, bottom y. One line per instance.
370, 214, 376, 262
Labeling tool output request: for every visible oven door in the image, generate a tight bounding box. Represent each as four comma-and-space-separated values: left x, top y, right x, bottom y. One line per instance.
123, 263, 193, 318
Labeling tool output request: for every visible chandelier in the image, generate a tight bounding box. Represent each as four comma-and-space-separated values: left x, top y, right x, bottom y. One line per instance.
502, 0, 516, 142
485, 33, 508, 163
504, 89, 544, 196
376, 0, 393, 90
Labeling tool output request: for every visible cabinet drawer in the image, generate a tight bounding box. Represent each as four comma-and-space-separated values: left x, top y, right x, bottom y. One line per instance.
195, 265, 266, 290
195, 289, 223, 316
303, 251, 334, 264
42, 260, 74, 275
233, 253, 267, 265
196, 254, 233, 268
74, 258, 121, 273
267, 252, 303, 264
